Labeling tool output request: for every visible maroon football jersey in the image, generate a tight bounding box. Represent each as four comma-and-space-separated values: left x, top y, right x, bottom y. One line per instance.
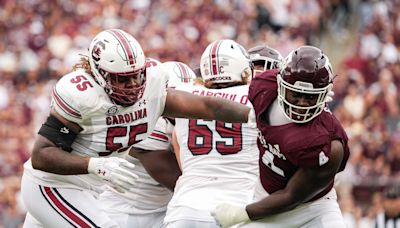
249, 70, 350, 201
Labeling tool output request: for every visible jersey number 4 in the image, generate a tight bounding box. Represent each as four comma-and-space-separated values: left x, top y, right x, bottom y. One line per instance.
188, 119, 242, 155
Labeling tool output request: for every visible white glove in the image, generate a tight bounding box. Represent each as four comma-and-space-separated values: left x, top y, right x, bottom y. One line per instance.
88, 157, 139, 193
325, 90, 335, 103
211, 203, 250, 228
247, 108, 257, 128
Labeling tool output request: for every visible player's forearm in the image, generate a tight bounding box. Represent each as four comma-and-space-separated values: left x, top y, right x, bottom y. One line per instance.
163, 89, 251, 123
31, 137, 90, 175
245, 189, 301, 220
207, 96, 251, 123
246, 164, 336, 220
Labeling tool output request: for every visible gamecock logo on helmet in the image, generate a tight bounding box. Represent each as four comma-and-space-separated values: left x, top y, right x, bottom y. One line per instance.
91, 41, 105, 62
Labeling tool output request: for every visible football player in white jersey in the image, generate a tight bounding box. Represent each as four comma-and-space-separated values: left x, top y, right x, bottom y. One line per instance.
211, 46, 348, 228
98, 60, 196, 228
20, 29, 254, 228
163, 39, 259, 228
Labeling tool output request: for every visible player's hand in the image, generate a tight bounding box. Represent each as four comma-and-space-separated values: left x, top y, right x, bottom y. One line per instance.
325, 90, 335, 103
247, 108, 257, 128
211, 203, 250, 228
88, 157, 139, 193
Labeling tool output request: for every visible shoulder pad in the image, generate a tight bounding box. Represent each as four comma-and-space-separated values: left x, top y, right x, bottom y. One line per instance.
144, 62, 168, 98
52, 70, 105, 123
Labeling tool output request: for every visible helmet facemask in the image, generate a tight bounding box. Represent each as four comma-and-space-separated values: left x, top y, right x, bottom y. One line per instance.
277, 75, 332, 123
252, 58, 281, 75
103, 68, 146, 106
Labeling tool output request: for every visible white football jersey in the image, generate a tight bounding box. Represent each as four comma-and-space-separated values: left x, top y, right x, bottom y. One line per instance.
165, 84, 259, 223
24, 61, 168, 193
101, 117, 175, 214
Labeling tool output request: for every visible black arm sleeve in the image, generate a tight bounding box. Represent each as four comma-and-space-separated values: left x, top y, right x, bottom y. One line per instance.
38, 115, 78, 152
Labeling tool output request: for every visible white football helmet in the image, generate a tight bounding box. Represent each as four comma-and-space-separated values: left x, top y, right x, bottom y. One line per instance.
163, 61, 196, 88
200, 39, 253, 84
88, 29, 146, 106
277, 46, 333, 123
248, 45, 283, 75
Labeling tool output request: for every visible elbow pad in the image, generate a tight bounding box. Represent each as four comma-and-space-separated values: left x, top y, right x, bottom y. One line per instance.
38, 115, 78, 152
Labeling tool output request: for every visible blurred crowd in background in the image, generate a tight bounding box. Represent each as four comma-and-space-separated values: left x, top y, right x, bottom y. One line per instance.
0, 0, 399, 227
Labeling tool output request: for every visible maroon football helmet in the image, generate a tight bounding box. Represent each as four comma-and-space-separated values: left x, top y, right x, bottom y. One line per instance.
248, 45, 283, 75
277, 46, 333, 123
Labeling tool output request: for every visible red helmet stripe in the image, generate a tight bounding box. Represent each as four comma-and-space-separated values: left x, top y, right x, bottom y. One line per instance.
177, 62, 189, 82
109, 29, 135, 65
209, 40, 222, 76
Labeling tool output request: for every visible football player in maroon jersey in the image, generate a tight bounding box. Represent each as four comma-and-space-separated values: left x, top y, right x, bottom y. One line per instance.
212, 46, 349, 228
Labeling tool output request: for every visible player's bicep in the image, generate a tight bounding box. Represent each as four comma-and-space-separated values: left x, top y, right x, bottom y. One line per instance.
33, 108, 82, 155
50, 108, 83, 133
31, 109, 85, 173
286, 140, 344, 204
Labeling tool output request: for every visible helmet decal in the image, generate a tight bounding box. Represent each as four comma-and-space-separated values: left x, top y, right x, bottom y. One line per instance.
91, 41, 105, 62
209, 40, 223, 76
108, 29, 136, 66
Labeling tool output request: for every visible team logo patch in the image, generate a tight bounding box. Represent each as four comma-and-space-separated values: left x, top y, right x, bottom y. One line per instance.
106, 105, 118, 116
138, 99, 147, 107
91, 40, 105, 62
60, 127, 70, 134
